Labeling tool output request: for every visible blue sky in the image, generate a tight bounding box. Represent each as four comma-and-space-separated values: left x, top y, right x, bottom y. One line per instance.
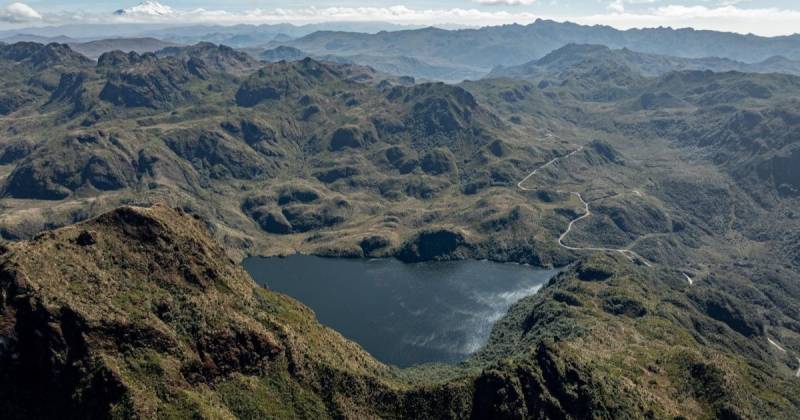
2, 0, 800, 36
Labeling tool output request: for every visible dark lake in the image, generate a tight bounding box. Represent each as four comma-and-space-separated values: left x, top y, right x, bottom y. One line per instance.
243, 255, 559, 367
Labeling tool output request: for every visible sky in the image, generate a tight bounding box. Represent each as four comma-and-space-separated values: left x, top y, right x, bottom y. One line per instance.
1, 0, 799, 36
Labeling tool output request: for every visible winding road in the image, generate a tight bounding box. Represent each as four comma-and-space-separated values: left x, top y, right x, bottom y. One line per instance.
517, 146, 652, 266
520, 143, 800, 379
769, 338, 787, 353
767, 338, 800, 378
683, 273, 694, 286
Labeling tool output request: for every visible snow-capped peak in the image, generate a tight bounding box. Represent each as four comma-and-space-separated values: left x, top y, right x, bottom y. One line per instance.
114, 1, 175, 17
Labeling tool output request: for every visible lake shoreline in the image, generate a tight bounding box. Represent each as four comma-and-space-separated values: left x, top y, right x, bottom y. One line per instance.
243, 255, 560, 368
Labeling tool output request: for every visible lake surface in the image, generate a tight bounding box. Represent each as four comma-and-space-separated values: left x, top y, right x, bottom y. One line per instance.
243, 255, 559, 367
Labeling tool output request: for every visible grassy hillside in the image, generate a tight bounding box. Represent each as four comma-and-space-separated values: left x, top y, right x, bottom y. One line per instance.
1, 206, 798, 418
0, 41, 799, 417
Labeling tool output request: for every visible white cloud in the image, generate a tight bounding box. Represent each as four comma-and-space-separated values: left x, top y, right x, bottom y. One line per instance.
475, 0, 537, 6
103, 3, 540, 27
0, 2, 42, 23
607, 0, 657, 13
577, 5, 800, 36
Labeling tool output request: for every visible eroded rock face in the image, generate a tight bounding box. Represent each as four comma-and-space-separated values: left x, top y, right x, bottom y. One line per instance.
156, 43, 261, 76
277, 185, 321, 205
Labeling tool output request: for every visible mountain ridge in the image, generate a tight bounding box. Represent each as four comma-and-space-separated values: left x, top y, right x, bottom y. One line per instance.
271, 18, 800, 76
487, 43, 800, 80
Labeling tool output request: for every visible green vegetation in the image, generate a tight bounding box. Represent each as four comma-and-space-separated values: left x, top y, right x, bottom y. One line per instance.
0, 40, 799, 418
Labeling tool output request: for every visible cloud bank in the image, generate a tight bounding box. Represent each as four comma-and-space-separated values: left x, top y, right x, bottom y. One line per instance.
0, 2, 42, 23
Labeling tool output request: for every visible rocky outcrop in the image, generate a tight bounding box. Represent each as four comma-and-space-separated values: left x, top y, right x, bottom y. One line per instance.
163, 129, 274, 180
359, 235, 391, 256
2, 132, 137, 200
471, 343, 634, 419
420, 148, 458, 176
396, 228, 469, 262
243, 188, 351, 235
315, 165, 361, 183
384, 146, 419, 174
236, 58, 345, 107
0, 42, 91, 70
156, 42, 260, 75
98, 52, 200, 109
329, 125, 373, 151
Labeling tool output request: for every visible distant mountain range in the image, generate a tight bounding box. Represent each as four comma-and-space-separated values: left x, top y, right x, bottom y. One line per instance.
0, 21, 442, 47
265, 19, 800, 80
487, 44, 800, 80
3, 19, 800, 82
69, 37, 176, 59
257, 46, 481, 82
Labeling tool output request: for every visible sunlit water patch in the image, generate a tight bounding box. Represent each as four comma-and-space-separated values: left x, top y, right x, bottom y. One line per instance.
243, 255, 559, 367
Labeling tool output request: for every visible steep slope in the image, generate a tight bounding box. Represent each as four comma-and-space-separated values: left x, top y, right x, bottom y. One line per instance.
1, 206, 797, 418
97, 51, 205, 109
0, 42, 93, 115
0, 205, 392, 418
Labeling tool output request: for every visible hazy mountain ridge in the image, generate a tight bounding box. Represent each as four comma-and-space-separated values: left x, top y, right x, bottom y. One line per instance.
0, 21, 438, 47
272, 20, 800, 78
259, 46, 481, 82
69, 37, 177, 59
5, 19, 800, 82
488, 43, 800, 80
